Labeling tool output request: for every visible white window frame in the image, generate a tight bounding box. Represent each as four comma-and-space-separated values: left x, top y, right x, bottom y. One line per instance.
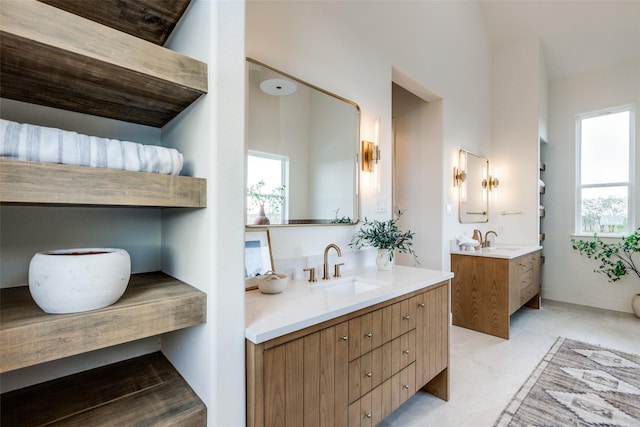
247, 150, 290, 223
575, 104, 635, 236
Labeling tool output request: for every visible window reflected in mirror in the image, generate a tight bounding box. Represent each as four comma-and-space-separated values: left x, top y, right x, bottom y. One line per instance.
246, 58, 360, 226
247, 152, 288, 225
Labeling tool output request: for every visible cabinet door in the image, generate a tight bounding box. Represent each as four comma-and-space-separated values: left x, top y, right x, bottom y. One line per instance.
263, 321, 349, 427
349, 313, 372, 360
415, 283, 449, 394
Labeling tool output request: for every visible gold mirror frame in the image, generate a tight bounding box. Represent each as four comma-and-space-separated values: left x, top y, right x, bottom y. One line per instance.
458, 149, 489, 223
246, 58, 360, 227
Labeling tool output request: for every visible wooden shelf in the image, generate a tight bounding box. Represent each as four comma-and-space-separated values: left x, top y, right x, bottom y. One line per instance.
38, 0, 192, 46
0, 272, 206, 373
0, 0, 207, 127
1, 352, 206, 426
0, 159, 206, 207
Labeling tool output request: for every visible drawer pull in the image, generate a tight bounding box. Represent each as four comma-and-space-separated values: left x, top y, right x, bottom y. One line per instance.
403, 315, 410, 320
403, 349, 410, 355
402, 384, 409, 389
341, 336, 349, 341
418, 303, 425, 308
366, 413, 372, 419
365, 332, 373, 338
366, 372, 372, 378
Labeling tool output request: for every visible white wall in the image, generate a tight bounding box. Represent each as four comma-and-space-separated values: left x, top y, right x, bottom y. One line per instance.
246, 0, 493, 273
161, 1, 246, 426
544, 59, 640, 313
491, 37, 546, 246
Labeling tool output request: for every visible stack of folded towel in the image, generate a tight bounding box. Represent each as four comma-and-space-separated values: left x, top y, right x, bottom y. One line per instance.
456, 235, 480, 250
0, 118, 183, 175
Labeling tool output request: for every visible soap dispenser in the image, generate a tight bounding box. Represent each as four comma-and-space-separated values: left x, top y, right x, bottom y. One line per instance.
472, 229, 483, 250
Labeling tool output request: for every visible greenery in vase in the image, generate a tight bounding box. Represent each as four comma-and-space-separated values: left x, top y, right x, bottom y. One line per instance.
571, 228, 640, 282
247, 180, 286, 215
350, 210, 418, 263
331, 208, 352, 224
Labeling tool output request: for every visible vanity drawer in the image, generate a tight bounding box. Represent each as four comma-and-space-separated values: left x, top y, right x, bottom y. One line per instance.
348, 362, 416, 427
349, 330, 416, 403
520, 283, 540, 304
349, 299, 415, 361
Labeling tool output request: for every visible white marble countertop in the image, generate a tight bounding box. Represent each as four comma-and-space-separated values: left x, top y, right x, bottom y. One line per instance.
450, 245, 542, 259
245, 265, 453, 344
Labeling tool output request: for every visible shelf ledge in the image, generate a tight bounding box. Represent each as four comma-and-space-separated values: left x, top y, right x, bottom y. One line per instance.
0, 159, 206, 208
1, 272, 206, 373
1, 352, 206, 426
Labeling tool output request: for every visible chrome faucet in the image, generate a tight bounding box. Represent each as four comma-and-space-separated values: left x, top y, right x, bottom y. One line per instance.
323, 243, 342, 280
483, 230, 498, 247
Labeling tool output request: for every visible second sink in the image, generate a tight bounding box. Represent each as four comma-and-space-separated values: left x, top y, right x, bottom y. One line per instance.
312, 276, 389, 295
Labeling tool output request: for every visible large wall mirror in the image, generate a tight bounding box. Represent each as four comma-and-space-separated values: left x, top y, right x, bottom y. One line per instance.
458, 149, 489, 223
246, 58, 360, 226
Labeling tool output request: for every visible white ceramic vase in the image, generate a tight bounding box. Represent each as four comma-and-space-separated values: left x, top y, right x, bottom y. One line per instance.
375, 249, 395, 271
632, 294, 640, 319
29, 248, 131, 314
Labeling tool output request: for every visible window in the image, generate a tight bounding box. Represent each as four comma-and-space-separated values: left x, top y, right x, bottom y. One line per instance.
247, 151, 288, 224
576, 105, 635, 235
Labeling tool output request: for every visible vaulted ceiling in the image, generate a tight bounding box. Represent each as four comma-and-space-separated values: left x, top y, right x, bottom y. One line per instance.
478, 0, 640, 81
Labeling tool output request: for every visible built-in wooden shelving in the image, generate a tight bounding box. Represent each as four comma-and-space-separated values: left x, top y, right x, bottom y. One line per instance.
1, 352, 207, 426
1, 0, 209, 423
38, 0, 192, 45
0, 159, 207, 208
0, 272, 206, 373
0, 0, 207, 127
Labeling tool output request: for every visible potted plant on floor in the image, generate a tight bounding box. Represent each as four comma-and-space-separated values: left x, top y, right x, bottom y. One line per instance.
350, 210, 418, 270
571, 228, 640, 317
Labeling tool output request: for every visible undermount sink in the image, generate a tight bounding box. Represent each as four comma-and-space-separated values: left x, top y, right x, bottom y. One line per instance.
486, 246, 521, 251
312, 276, 389, 295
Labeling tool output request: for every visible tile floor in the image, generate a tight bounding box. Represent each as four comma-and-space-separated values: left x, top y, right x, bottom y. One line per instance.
379, 299, 640, 426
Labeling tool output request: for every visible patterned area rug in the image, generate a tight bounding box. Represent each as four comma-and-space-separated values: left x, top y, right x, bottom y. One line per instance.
495, 337, 640, 426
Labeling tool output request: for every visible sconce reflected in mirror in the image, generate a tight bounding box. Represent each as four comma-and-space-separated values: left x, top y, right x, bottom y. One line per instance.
361, 140, 380, 172
482, 175, 500, 192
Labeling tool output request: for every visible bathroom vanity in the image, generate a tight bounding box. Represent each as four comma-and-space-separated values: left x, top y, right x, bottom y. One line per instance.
450, 246, 542, 339
245, 266, 453, 427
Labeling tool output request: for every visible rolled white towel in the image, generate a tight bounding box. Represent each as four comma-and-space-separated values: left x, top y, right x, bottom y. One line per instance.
0, 118, 183, 175
456, 235, 480, 247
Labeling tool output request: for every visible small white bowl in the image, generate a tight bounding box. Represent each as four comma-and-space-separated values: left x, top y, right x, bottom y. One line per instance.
256, 272, 288, 294
28, 248, 131, 314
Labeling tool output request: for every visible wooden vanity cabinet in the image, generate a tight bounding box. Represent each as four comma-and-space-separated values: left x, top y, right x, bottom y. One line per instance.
246, 281, 449, 427
451, 250, 542, 339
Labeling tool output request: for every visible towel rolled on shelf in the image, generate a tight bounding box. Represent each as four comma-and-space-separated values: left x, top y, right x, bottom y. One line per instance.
0, 118, 183, 175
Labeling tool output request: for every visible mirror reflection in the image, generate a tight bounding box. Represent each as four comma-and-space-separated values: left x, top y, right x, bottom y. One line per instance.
246, 59, 360, 226
458, 150, 489, 223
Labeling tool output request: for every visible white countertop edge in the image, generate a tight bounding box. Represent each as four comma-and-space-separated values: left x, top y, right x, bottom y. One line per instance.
450, 245, 542, 259
245, 266, 453, 344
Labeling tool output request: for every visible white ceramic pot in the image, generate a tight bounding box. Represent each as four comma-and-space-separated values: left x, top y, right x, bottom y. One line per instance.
375, 249, 395, 271
632, 294, 640, 319
29, 248, 131, 314
256, 272, 288, 294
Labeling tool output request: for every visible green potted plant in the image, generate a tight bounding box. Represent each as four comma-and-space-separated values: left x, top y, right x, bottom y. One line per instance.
571, 228, 640, 317
350, 210, 418, 270
247, 180, 285, 225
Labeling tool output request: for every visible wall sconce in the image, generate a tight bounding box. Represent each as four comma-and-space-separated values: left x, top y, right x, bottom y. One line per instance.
361, 140, 380, 172
453, 167, 466, 187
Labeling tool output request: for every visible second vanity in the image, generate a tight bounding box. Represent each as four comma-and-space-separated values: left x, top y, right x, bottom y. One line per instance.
245, 265, 453, 427
450, 246, 542, 339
